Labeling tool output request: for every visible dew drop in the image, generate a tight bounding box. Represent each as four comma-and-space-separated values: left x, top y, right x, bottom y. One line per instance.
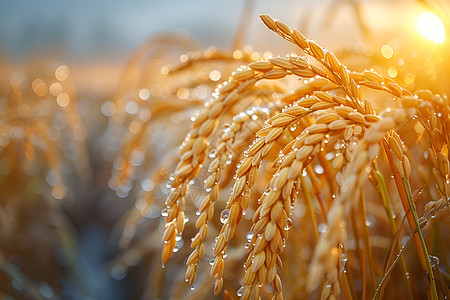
314, 164, 324, 175
237, 287, 244, 297
161, 208, 169, 217
220, 209, 230, 224
318, 223, 328, 233
284, 218, 293, 230
429, 255, 440, 266
365, 215, 375, 228
209, 259, 215, 266
190, 286, 195, 291
246, 231, 254, 241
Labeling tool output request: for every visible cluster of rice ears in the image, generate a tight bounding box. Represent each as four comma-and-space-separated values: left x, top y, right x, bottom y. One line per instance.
114, 15, 449, 300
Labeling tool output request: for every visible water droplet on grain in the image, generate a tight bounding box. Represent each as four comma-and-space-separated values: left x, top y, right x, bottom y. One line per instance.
365, 215, 375, 228
161, 208, 169, 217
284, 218, 293, 230
220, 209, 230, 224
237, 287, 244, 297
314, 164, 324, 174
318, 223, 328, 233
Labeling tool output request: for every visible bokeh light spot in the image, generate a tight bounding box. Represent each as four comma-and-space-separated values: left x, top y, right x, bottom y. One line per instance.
381, 45, 393, 59
209, 70, 221, 82
56, 93, 70, 107
55, 65, 70, 81
388, 66, 398, 78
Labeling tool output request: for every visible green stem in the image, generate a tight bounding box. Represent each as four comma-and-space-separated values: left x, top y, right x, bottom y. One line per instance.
382, 141, 438, 299
402, 178, 438, 300
373, 230, 414, 300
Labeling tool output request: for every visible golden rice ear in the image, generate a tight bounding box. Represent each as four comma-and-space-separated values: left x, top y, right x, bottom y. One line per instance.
94, 12, 449, 300
259, 14, 277, 32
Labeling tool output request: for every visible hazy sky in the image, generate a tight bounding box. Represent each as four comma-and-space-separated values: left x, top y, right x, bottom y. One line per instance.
0, 0, 314, 61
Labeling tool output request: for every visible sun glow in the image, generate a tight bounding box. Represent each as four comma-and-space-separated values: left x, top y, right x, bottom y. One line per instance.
416, 12, 446, 44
